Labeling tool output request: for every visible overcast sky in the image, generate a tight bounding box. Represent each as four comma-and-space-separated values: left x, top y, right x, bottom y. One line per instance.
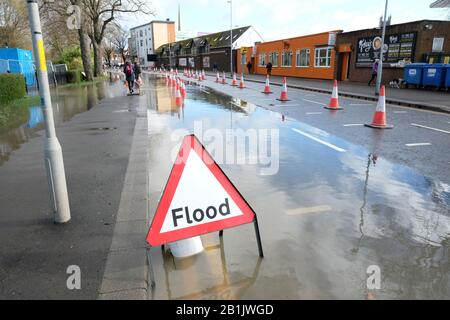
120, 0, 449, 41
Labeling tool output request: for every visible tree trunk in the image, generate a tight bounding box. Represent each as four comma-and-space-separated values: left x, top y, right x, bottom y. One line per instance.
78, 27, 93, 81
92, 40, 103, 77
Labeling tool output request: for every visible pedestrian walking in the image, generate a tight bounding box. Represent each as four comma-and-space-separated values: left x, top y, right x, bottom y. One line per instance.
247, 61, 252, 74
368, 59, 379, 86
133, 61, 142, 91
266, 62, 273, 76
123, 61, 135, 94
213, 62, 218, 73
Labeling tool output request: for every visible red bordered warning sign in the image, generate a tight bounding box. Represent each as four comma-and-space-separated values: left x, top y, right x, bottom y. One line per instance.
146, 135, 257, 247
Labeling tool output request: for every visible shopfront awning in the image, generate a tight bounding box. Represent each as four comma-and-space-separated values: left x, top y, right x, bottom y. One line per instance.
430, 0, 450, 8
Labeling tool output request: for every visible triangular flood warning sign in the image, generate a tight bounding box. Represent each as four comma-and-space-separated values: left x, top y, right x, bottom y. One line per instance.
146, 135, 255, 247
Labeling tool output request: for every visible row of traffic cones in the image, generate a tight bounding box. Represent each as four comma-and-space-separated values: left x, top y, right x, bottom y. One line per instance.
175, 69, 393, 130
164, 71, 187, 107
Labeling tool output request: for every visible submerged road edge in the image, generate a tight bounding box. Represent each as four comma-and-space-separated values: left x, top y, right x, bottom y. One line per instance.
98, 97, 150, 300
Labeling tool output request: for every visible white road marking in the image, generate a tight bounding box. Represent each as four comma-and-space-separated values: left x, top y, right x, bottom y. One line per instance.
393, 111, 407, 114
286, 205, 332, 216
343, 124, 364, 127
306, 112, 323, 115
411, 123, 450, 135
303, 99, 327, 106
405, 143, 432, 147
292, 128, 347, 153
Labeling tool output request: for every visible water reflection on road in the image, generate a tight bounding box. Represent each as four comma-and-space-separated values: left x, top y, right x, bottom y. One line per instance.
145, 74, 450, 300
0, 80, 123, 166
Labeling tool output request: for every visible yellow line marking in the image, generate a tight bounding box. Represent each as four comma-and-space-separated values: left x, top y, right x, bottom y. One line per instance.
285, 205, 332, 216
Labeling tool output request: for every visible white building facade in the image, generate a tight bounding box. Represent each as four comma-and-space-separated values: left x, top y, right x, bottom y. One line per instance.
129, 20, 176, 68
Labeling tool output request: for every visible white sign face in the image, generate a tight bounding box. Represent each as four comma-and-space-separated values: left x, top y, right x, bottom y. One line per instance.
409, 69, 417, 76
432, 37, 444, 53
160, 150, 244, 233
203, 57, 210, 68
179, 58, 187, 67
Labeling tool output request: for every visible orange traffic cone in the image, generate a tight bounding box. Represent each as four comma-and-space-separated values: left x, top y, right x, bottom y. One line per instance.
239, 74, 245, 89
231, 73, 238, 86
221, 71, 226, 84
277, 77, 290, 101
202, 70, 206, 80
175, 87, 183, 107
181, 81, 186, 98
262, 75, 273, 94
325, 80, 343, 110
365, 86, 393, 129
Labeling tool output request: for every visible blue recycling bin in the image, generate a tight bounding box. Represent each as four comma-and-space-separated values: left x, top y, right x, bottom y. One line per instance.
404, 63, 427, 87
422, 64, 447, 88
445, 65, 450, 89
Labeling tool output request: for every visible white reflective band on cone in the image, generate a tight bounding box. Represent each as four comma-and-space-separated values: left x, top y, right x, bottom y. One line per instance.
169, 236, 204, 258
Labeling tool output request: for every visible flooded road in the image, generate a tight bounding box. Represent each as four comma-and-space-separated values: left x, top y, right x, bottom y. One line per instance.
145, 74, 450, 300
0, 79, 124, 166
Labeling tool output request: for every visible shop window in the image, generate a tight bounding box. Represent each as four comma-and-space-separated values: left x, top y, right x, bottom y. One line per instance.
314, 47, 333, 68
296, 49, 310, 67
282, 51, 293, 67
259, 53, 266, 66
269, 52, 279, 67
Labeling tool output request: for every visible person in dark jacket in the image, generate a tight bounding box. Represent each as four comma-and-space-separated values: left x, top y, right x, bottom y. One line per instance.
368, 59, 379, 86
123, 61, 135, 94
133, 61, 142, 90
266, 62, 273, 76
247, 61, 252, 74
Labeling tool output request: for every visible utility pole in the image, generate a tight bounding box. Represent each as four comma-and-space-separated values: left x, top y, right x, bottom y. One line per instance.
26, 0, 71, 223
228, 0, 233, 76
375, 0, 389, 96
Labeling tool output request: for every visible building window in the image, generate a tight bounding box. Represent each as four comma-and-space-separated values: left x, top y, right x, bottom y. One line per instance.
140, 30, 143, 37
140, 40, 144, 47
281, 51, 292, 67
269, 52, 279, 67
314, 47, 333, 67
259, 53, 266, 66
296, 49, 310, 67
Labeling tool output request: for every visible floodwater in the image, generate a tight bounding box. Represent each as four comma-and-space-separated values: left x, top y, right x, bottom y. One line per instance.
145, 74, 450, 300
0, 78, 123, 166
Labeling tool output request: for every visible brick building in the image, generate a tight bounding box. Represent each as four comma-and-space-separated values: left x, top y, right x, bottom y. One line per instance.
336, 20, 450, 84
155, 26, 263, 72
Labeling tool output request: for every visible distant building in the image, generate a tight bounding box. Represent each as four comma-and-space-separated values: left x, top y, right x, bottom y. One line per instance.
155, 26, 264, 72
129, 20, 176, 68
336, 20, 450, 83
240, 30, 341, 80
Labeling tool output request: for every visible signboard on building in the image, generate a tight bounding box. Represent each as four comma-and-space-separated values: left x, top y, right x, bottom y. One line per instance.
356, 32, 417, 66
179, 58, 187, 67
189, 57, 195, 68
203, 56, 210, 68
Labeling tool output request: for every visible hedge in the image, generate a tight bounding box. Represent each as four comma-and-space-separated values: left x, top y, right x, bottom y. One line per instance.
0, 74, 26, 104
66, 70, 82, 83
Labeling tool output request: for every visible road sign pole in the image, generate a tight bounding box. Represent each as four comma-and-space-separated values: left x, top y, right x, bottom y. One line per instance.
253, 216, 264, 258
375, 0, 389, 96
27, 0, 71, 223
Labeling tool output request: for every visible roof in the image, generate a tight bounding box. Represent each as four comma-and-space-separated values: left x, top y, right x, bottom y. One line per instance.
340, 19, 450, 36
430, 0, 450, 8
130, 20, 174, 31
256, 30, 342, 46
155, 26, 251, 53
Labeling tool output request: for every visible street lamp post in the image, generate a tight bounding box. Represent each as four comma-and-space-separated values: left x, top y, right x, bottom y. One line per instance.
26, 1, 71, 223
375, 0, 389, 96
228, 0, 233, 76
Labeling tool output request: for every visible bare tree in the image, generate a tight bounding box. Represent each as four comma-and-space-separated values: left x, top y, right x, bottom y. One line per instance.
41, 0, 94, 81
0, 0, 31, 49
81, 0, 154, 77
109, 22, 128, 63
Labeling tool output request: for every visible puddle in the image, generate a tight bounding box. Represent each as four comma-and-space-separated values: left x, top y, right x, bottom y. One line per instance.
145, 74, 450, 300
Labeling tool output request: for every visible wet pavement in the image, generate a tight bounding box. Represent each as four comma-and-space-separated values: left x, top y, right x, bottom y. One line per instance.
144, 74, 450, 300
0, 77, 127, 167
